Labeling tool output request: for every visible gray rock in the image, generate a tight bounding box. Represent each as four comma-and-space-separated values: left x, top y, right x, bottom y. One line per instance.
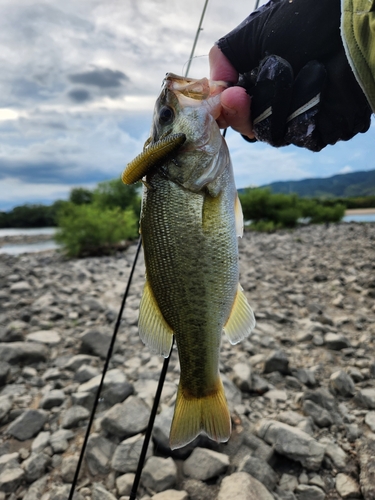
152, 490, 189, 500
238, 455, 278, 491
61, 405, 90, 428
355, 388, 375, 409
0, 453, 19, 474
74, 364, 99, 383
0, 342, 48, 364
61, 455, 80, 483
302, 400, 333, 427
10, 281, 31, 293
86, 433, 116, 475
31, 431, 50, 453
303, 388, 342, 425
295, 484, 325, 500
356, 435, 375, 500
116, 473, 135, 496
243, 432, 274, 463
292, 368, 316, 387
77, 368, 133, 407
263, 350, 289, 374
80, 327, 112, 358
50, 429, 74, 454
6, 409, 47, 440
101, 396, 149, 438
218, 472, 274, 500
26, 330, 61, 345
257, 420, 325, 470
23, 475, 48, 500
324, 333, 350, 350
0, 467, 25, 493
22, 453, 49, 482
329, 370, 356, 397
0, 362, 10, 386
365, 411, 375, 432
335, 473, 361, 499
44, 484, 84, 500
112, 434, 153, 473
142, 456, 177, 493
71, 391, 95, 409
92, 482, 117, 500
39, 389, 66, 409
64, 354, 98, 371
0, 395, 12, 422
183, 448, 229, 481
320, 438, 348, 470
222, 373, 242, 407
232, 363, 252, 392
279, 473, 299, 492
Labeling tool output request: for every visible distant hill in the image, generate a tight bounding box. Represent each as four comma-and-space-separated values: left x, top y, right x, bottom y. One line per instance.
259, 169, 375, 198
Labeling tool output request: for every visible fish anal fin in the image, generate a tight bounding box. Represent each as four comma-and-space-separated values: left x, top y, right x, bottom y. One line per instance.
138, 280, 174, 358
235, 193, 244, 237
223, 284, 256, 345
169, 378, 231, 450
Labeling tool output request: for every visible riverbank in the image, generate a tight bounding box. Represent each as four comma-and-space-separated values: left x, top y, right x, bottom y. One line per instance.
345, 208, 375, 215
0, 223, 375, 499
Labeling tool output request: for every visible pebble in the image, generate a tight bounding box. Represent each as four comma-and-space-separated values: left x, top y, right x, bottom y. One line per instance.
218, 472, 274, 500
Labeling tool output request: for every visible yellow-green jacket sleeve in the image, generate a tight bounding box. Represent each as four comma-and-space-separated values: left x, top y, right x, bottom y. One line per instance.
341, 0, 375, 111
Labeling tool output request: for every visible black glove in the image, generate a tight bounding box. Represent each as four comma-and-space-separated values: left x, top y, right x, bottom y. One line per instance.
218, 0, 372, 152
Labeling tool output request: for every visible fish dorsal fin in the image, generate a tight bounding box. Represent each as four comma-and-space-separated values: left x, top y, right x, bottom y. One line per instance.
138, 279, 174, 357
235, 193, 244, 238
223, 284, 256, 345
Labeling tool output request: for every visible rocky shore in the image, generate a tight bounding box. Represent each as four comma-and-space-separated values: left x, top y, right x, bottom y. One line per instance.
0, 222, 375, 500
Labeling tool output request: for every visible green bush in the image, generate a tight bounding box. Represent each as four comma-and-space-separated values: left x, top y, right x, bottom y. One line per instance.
55, 203, 138, 258
309, 203, 346, 223
239, 188, 345, 231
94, 178, 141, 213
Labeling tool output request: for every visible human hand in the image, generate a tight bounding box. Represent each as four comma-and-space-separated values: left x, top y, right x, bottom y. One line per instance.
215, 0, 372, 151
209, 44, 254, 140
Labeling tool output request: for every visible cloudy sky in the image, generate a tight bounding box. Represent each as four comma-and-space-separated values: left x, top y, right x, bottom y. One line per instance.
0, 0, 374, 211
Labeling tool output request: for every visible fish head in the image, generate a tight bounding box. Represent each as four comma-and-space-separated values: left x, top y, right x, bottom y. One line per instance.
150, 73, 230, 192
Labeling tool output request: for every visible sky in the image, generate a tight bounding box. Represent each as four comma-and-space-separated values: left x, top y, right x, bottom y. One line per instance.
0, 0, 374, 211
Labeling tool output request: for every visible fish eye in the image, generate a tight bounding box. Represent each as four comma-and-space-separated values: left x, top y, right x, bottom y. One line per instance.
159, 106, 174, 125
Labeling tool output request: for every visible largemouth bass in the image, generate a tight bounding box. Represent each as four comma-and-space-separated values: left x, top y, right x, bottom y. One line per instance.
122, 73, 255, 449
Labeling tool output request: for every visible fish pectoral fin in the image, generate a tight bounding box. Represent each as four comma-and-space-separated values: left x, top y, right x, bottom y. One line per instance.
223, 284, 256, 345
169, 379, 231, 450
235, 193, 244, 238
138, 280, 174, 358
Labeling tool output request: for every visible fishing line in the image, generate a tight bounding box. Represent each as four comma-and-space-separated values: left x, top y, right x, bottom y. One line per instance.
68, 237, 142, 500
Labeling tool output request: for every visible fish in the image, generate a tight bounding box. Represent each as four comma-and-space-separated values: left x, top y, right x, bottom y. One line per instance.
122, 73, 255, 449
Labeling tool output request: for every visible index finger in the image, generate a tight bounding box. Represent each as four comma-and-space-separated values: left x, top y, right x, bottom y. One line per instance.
209, 45, 238, 83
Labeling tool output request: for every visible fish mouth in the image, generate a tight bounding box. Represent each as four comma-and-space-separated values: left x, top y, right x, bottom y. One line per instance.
122, 132, 186, 185
164, 73, 228, 119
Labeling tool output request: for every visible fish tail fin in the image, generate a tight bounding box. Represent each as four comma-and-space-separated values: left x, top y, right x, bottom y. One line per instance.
169, 378, 231, 450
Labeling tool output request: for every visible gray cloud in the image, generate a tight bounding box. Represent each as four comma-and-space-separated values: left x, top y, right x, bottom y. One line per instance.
68, 89, 92, 103
68, 68, 128, 89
